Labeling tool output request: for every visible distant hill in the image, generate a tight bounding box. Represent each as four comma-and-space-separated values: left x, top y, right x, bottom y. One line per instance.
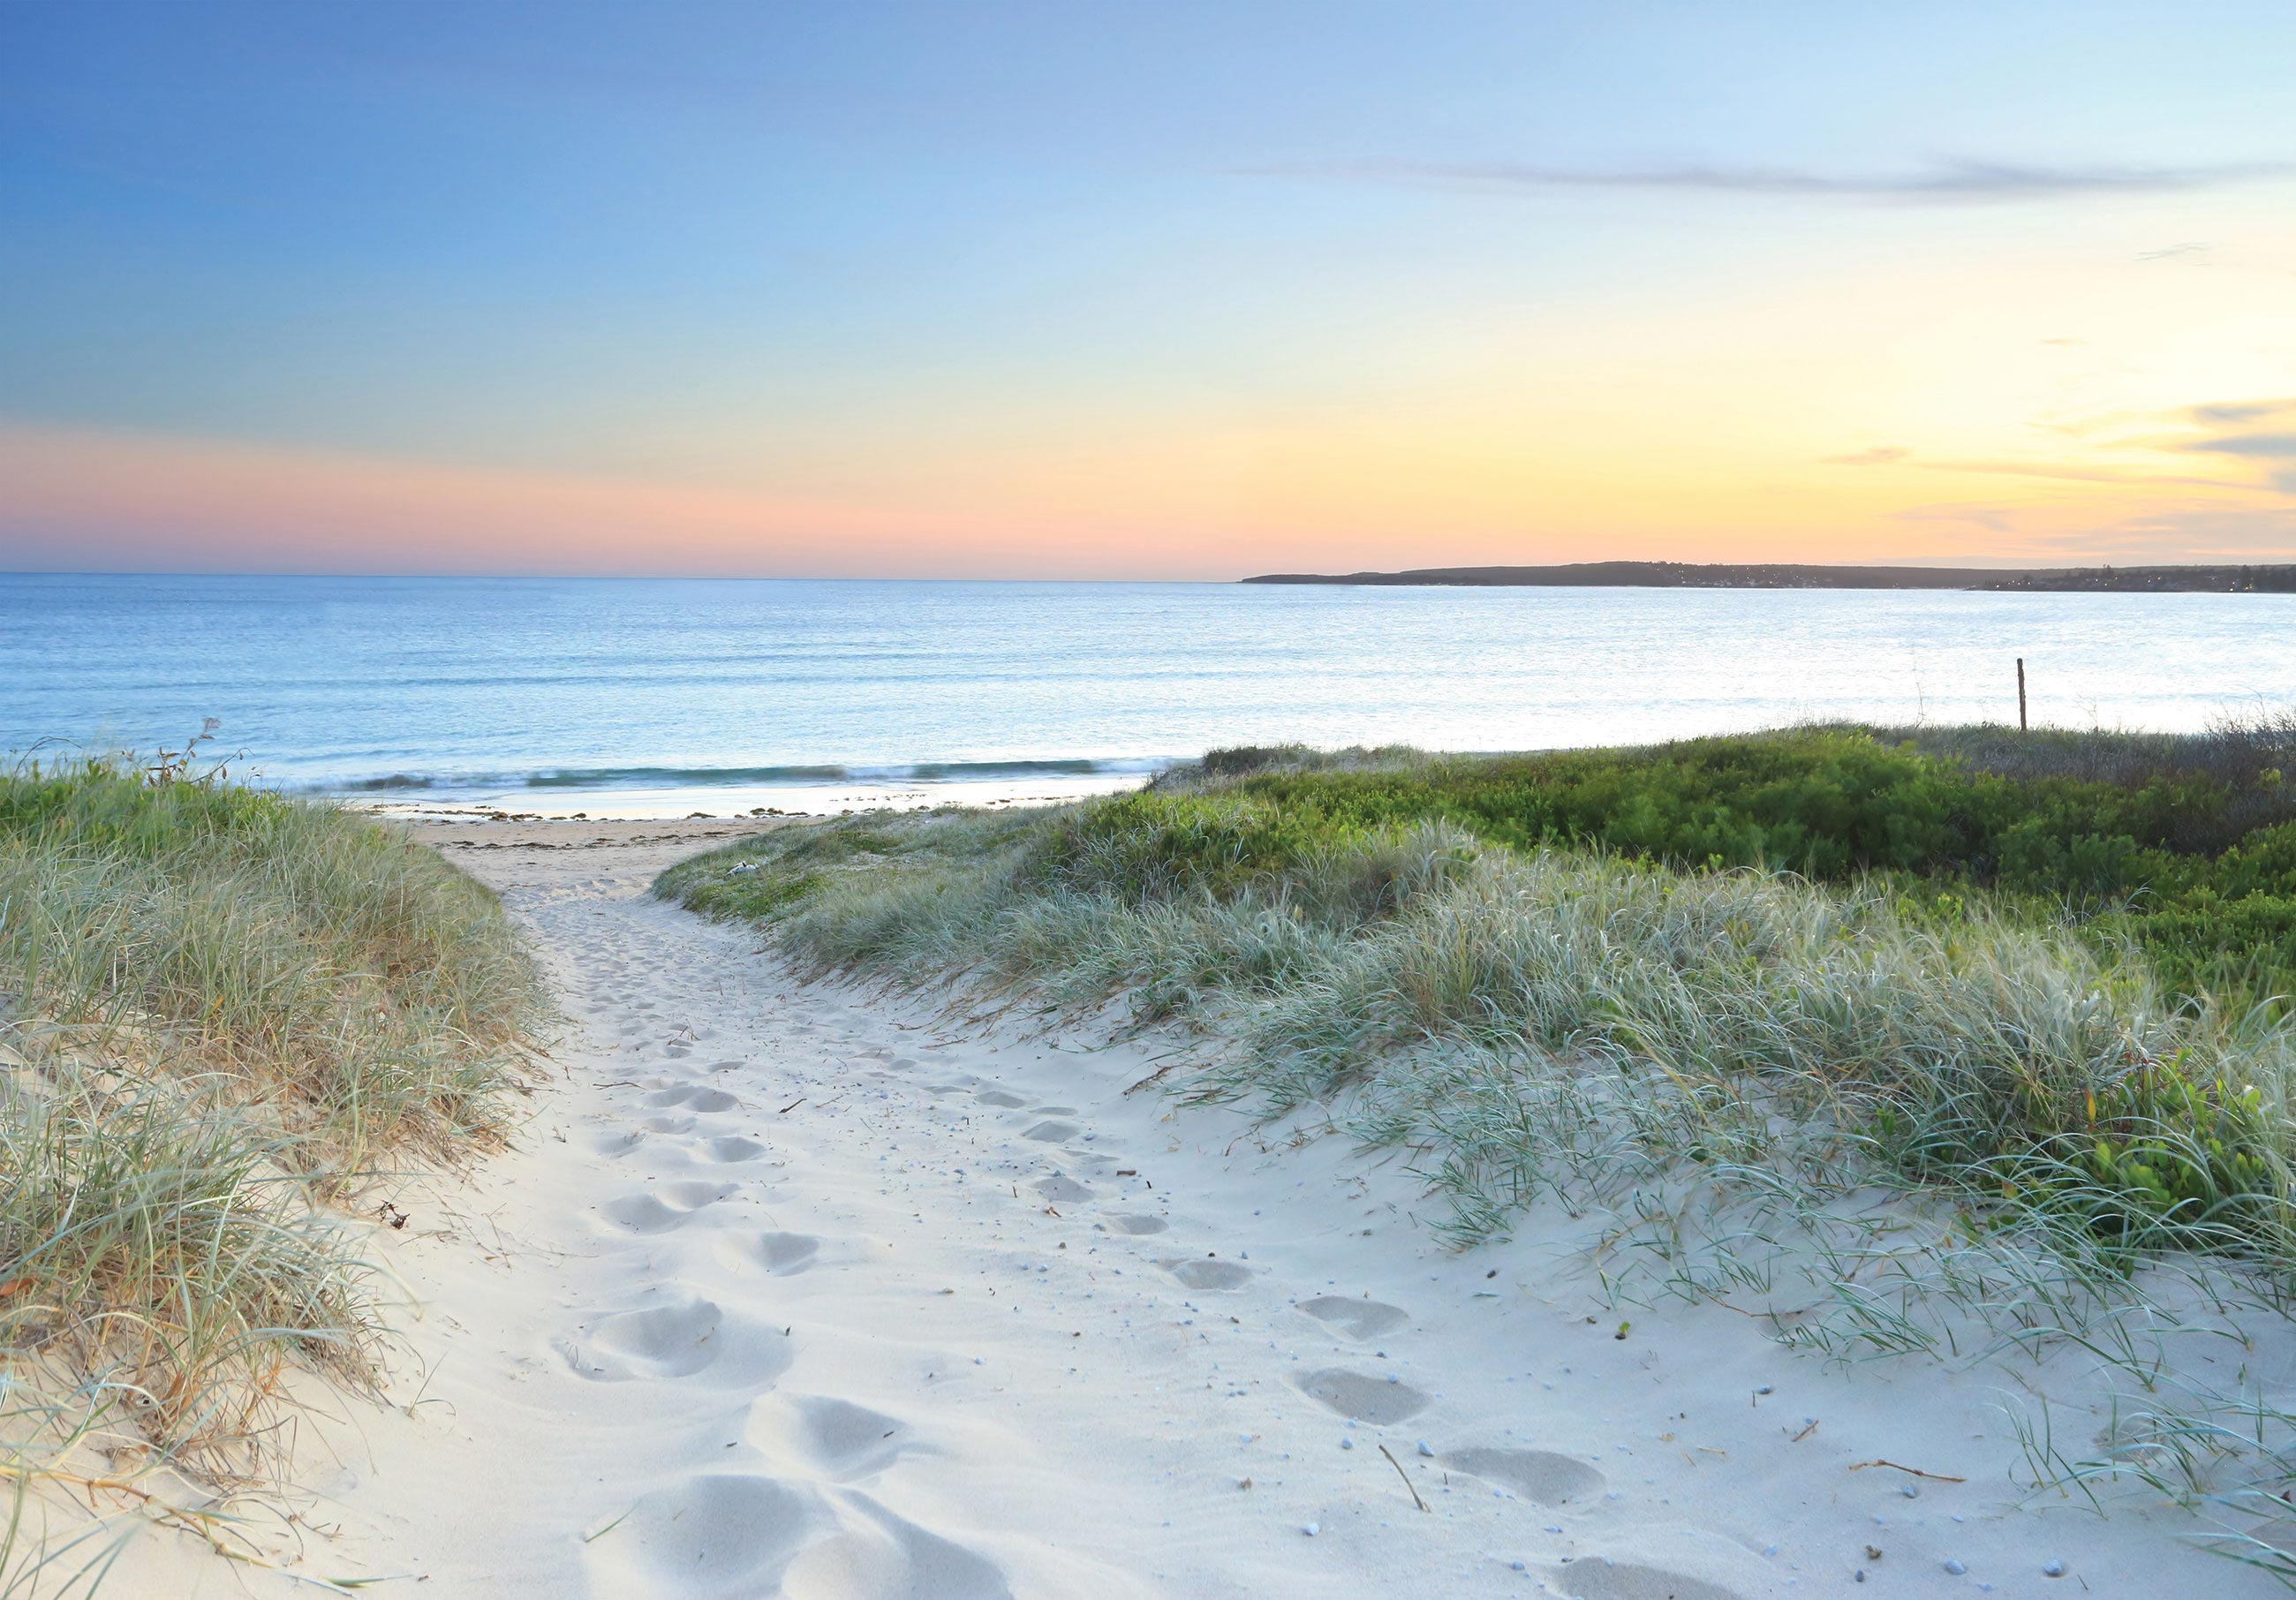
1240, 561, 2296, 592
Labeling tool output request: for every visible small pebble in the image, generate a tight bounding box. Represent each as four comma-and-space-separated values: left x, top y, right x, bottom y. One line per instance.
1900, 1483, 1919, 1498
1510, 1560, 1527, 1572
1944, 1558, 1967, 1575
1303, 1522, 1319, 1536
2042, 1559, 2065, 1578
1340, 1438, 1354, 1450
1417, 1441, 1435, 1458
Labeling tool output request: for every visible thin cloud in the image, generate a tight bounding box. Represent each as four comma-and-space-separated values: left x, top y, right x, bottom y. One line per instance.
2117, 403, 2296, 498
2183, 432, 2296, 461
2190, 400, 2295, 426
1256, 157, 2294, 205
2137, 242, 2212, 260
1822, 446, 1909, 466
1892, 503, 2022, 533
1922, 457, 2256, 491
2029, 507, 2296, 559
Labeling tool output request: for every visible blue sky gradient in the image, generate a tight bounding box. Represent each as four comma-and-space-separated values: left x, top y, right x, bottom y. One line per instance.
3, 2, 2292, 575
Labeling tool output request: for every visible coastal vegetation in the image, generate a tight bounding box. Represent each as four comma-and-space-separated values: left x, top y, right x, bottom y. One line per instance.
660, 716, 2296, 1575
1242, 559, 2296, 592
0, 747, 544, 1583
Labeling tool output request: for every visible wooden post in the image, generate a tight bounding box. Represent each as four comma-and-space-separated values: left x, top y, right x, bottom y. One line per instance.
2017, 658, 2028, 730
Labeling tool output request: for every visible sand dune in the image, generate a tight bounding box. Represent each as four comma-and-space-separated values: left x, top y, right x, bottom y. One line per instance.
105, 817, 2282, 1597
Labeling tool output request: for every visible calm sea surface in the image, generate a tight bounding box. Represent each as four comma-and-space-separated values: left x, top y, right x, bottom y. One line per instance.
8, 574, 2295, 811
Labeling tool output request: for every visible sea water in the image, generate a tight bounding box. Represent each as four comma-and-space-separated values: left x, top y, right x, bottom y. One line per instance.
9, 573, 2293, 817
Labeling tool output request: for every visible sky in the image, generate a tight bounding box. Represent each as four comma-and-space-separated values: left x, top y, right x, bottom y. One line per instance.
2, 0, 2292, 579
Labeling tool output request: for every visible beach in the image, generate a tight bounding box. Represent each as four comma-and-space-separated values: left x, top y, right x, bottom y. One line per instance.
81, 811, 2273, 1598
17, 4, 2296, 1591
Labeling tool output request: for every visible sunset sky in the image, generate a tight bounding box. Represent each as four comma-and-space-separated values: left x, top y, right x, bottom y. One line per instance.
3, 1, 2292, 578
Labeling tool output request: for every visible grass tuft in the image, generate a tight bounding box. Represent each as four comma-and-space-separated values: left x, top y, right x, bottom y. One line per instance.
0, 752, 545, 1581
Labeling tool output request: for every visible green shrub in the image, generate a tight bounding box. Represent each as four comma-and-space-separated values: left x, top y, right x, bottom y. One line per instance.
1149, 729, 2296, 1009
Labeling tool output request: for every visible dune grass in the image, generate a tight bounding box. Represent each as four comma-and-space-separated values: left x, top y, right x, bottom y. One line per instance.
658, 722, 2296, 1574
0, 752, 546, 1582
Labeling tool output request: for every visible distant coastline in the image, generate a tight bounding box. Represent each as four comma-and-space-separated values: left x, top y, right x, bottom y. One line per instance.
1240, 561, 2296, 592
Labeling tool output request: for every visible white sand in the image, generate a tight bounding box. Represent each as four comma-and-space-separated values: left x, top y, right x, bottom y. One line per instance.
101, 819, 2285, 1597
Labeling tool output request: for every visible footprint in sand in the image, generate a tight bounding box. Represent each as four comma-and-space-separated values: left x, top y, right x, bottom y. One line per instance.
975, 1090, 1028, 1108
1034, 1175, 1095, 1203
1545, 1561, 1748, 1600
567, 1298, 746, 1382
1295, 1367, 1431, 1425
567, 1294, 798, 1386
1440, 1446, 1605, 1506
694, 1135, 767, 1164
599, 1181, 736, 1234
1030, 1104, 1077, 1115
785, 1491, 1013, 1600
750, 1392, 923, 1479
717, 1230, 823, 1277
1297, 1295, 1411, 1340
647, 1084, 742, 1113
1021, 1120, 1079, 1143
1106, 1214, 1167, 1235
1162, 1257, 1252, 1291
641, 1114, 699, 1135
586, 1473, 821, 1599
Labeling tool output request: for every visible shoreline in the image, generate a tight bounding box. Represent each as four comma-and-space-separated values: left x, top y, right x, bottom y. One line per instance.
348, 772, 1156, 824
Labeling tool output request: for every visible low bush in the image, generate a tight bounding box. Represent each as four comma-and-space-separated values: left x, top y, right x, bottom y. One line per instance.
1137, 725, 2296, 1008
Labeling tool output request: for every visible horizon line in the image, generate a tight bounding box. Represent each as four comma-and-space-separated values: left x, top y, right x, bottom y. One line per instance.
6, 556, 2275, 585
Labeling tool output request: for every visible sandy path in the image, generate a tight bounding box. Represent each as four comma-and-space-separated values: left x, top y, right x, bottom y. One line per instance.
128, 819, 2277, 1599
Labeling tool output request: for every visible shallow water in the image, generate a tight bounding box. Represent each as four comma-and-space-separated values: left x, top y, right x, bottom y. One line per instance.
9, 572, 2293, 812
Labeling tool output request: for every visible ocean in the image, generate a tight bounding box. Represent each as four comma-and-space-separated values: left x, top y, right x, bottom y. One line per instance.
9, 572, 2295, 817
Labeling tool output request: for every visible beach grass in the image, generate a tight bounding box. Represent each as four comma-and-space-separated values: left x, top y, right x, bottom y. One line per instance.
658, 721, 2296, 1568
0, 751, 546, 1579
